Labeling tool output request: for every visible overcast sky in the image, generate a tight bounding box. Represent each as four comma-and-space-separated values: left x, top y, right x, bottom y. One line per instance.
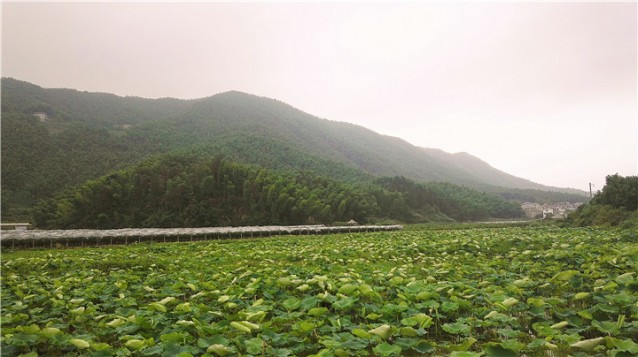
2, 2, 636, 191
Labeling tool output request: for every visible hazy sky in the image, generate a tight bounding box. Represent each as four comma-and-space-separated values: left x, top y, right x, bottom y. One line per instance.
2, 2, 636, 191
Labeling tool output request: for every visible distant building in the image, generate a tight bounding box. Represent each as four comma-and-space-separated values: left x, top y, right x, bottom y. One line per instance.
542, 207, 555, 219
33, 112, 48, 122
1, 223, 30, 231
521, 202, 543, 218
521, 202, 584, 219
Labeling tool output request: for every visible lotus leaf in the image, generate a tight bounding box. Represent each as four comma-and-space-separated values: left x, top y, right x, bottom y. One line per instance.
368, 324, 392, 339
372, 342, 402, 356
70, 338, 91, 349
207, 343, 230, 356
570, 337, 605, 351
485, 343, 517, 357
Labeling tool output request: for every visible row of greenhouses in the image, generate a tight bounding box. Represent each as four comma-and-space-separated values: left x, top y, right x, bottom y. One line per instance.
0, 224, 403, 249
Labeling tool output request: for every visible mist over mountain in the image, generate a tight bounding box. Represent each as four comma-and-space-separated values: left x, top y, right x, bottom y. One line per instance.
1, 78, 587, 223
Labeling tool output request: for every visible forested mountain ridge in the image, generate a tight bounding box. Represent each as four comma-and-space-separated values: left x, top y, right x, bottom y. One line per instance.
1, 78, 587, 221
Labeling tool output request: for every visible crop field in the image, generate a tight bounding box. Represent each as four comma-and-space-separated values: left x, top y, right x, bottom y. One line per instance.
1, 227, 637, 356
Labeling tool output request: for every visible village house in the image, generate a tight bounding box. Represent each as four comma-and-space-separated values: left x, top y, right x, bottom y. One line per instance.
521, 202, 583, 219
33, 112, 48, 122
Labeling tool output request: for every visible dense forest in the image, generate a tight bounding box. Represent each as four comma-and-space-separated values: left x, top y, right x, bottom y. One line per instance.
33, 153, 523, 229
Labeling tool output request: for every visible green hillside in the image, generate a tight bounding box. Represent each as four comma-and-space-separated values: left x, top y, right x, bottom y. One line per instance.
1, 78, 587, 222
32, 153, 522, 229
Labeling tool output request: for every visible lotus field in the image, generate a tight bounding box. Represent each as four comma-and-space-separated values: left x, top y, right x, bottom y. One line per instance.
1, 226, 637, 356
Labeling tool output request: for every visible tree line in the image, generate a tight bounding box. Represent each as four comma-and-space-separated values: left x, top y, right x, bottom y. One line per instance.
33, 153, 523, 229
567, 174, 638, 227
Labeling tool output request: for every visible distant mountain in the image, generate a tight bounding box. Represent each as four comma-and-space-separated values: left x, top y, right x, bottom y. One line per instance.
1, 78, 587, 220
421, 148, 585, 195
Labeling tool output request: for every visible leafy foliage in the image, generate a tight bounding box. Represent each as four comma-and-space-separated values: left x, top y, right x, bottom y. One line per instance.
568, 174, 638, 227
374, 177, 522, 222
590, 174, 638, 211
2, 226, 637, 356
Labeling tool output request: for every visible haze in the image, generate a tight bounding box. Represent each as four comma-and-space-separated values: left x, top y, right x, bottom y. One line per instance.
2, 2, 636, 192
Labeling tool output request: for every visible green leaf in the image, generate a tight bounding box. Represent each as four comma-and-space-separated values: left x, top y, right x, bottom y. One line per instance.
198, 336, 229, 349
352, 328, 372, 339
245, 337, 264, 355
70, 338, 91, 349
413, 340, 435, 353
125, 339, 146, 350
414, 313, 434, 328
230, 321, 251, 333
239, 320, 260, 330
332, 297, 356, 311
281, 297, 301, 311
442, 301, 459, 312
578, 310, 593, 320
141, 345, 164, 355
573, 292, 590, 300
442, 322, 471, 335
106, 318, 126, 327
501, 297, 518, 308
338, 283, 358, 295
369, 324, 392, 339
157, 296, 176, 305
372, 343, 402, 357
176, 320, 196, 327
448, 337, 477, 352
70, 306, 85, 315
245, 310, 267, 321
40, 327, 61, 337
592, 319, 620, 335
148, 302, 167, 313
295, 320, 315, 333
91, 342, 112, 351
551, 270, 580, 281
550, 321, 568, 329
400, 326, 418, 337
341, 338, 368, 350
526, 297, 545, 307
160, 332, 189, 343
611, 338, 638, 353
615, 272, 634, 285
485, 344, 517, 357
388, 276, 404, 286
207, 344, 230, 356
307, 307, 328, 317
570, 337, 605, 351
401, 316, 418, 326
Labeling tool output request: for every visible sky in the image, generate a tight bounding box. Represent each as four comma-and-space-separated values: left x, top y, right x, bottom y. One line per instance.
2, 2, 636, 192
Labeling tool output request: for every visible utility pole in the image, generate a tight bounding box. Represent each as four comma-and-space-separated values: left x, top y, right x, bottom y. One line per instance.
589, 183, 594, 199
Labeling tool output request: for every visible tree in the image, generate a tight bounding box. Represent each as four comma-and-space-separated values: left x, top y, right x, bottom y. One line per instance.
591, 174, 638, 211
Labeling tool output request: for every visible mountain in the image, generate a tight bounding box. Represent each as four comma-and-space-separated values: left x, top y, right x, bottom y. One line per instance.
1, 78, 587, 220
